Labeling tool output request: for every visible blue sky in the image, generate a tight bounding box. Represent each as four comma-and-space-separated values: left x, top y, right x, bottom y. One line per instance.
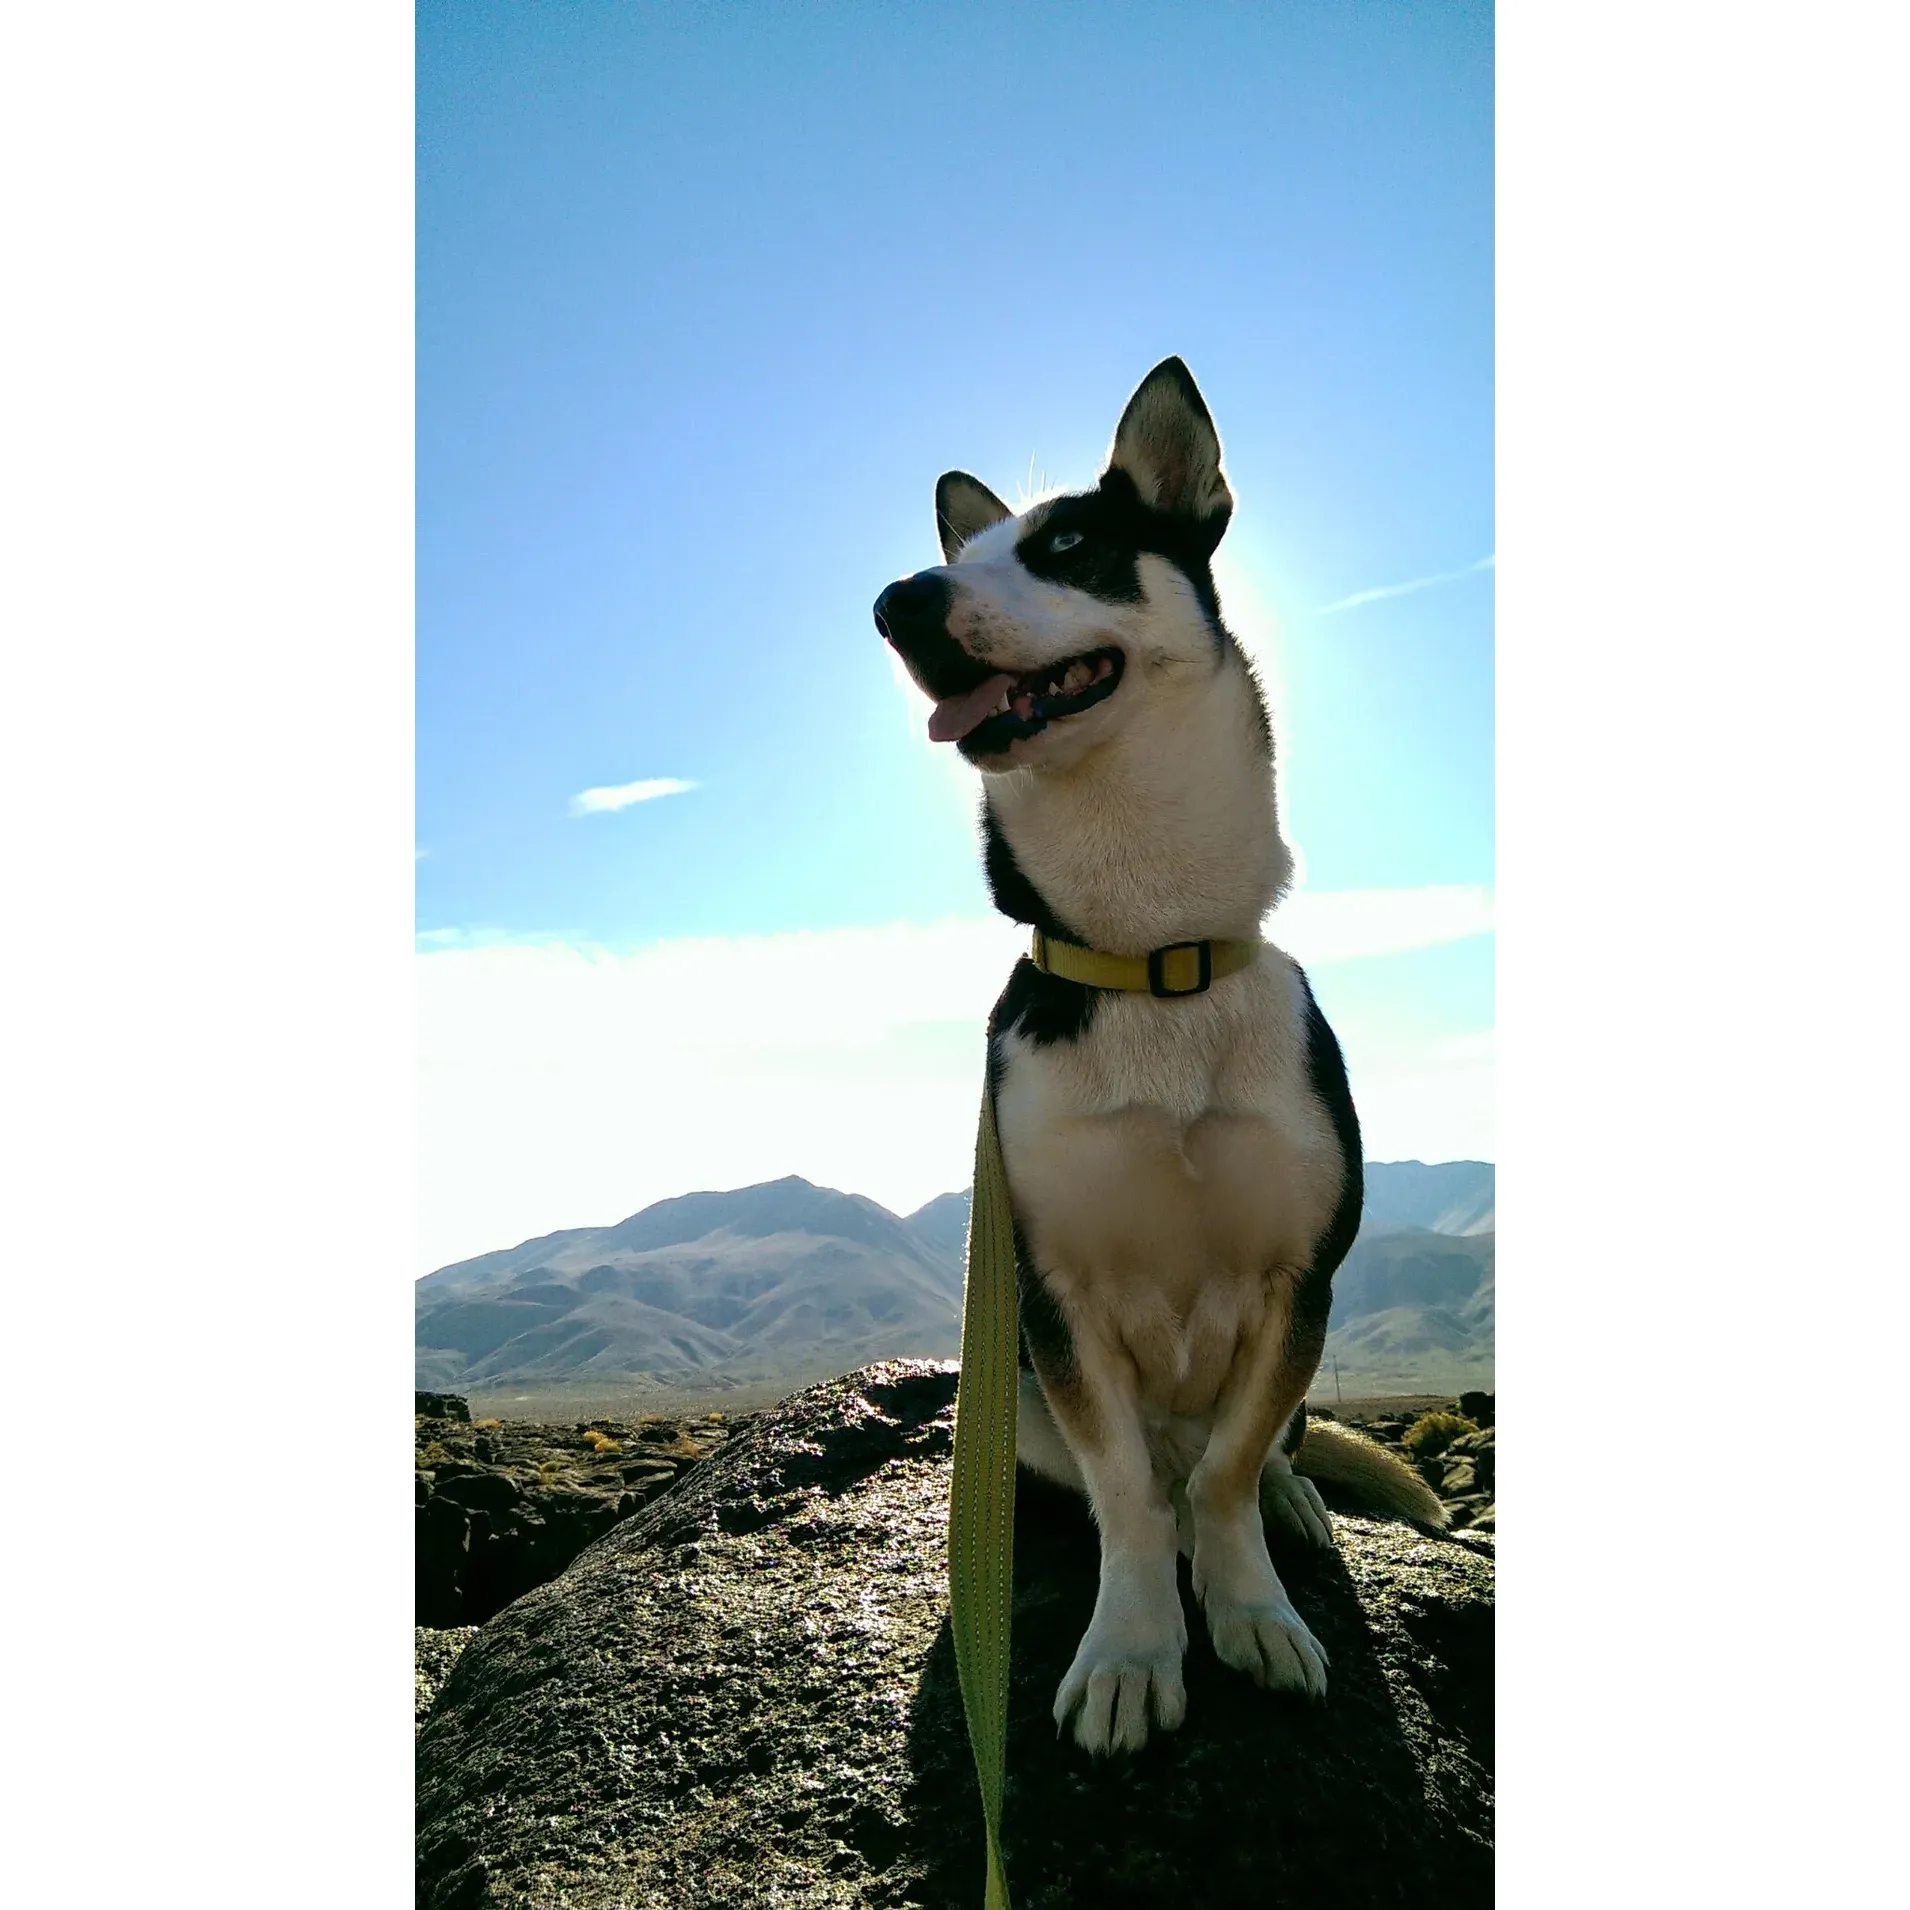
416, 0, 1493, 1270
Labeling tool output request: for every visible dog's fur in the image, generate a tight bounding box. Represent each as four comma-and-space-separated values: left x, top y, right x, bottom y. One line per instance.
876, 359, 1441, 1758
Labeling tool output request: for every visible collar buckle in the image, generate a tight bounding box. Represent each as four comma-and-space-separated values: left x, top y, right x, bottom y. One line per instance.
1147, 940, 1213, 998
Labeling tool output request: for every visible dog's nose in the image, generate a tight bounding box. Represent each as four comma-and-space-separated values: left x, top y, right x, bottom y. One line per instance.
873, 572, 952, 653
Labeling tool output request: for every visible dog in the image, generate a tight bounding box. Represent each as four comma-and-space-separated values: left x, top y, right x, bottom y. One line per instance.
875, 358, 1443, 1758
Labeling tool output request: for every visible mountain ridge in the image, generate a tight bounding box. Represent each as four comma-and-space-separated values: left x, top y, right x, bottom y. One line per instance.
417, 1162, 1494, 1399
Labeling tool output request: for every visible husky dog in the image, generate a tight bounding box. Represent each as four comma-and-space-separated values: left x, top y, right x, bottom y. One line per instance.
875, 359, 1443, 1757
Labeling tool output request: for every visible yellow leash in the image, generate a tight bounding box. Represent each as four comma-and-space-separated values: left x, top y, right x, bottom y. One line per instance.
947, 932, 1259, 1906
949, 1085, 1020, 1910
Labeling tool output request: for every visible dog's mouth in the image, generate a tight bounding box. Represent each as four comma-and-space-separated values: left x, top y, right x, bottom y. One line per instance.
928, 647, 1126, 756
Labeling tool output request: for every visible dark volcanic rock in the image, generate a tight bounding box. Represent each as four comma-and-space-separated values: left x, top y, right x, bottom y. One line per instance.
417, 1391, 472, 1422
416, 1626, 478, 1730
417, 1362, 1493, 1909
415, 1412, 737, 1627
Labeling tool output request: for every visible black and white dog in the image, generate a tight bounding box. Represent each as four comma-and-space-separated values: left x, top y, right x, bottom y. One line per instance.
876, 359, 1441, 1757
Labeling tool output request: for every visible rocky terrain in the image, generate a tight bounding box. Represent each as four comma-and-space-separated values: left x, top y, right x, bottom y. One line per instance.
1351, 1388, 1496, 1533
416, 1369, 1494, 1907
416, 1390, 745, 1628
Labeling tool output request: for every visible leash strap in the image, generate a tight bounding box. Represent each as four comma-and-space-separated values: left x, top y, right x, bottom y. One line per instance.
1029, 929, 1261, 997
949, 1083, 1020, 1910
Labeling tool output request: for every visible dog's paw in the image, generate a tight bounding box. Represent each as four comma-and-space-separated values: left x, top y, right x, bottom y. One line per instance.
1052, 1585, 1188, 1756
1260, 1465, 1336, 1552
1201, 1593, 1329, 1700
1053, 1635, 1187, 1757
1192, 1524, 1329, 1701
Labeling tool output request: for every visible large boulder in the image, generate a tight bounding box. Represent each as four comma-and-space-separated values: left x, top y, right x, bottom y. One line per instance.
417, 1362, 1493, 1909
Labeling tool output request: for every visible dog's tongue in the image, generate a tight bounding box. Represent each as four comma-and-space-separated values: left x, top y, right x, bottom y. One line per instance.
927, 673, 1016, 744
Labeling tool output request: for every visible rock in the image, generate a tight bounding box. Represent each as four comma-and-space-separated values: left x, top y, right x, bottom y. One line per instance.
416, 1496, 470, 1629
415, 1411, 739, 1627
1465, 1454, 1494, 1496
417, 1362, 1493, 1909
417, 1626, 479, 1730
434, 1472, 525, 1515
1441, 1458, 1479, 1497
620, 1459, 681, 1484
417, 1392, 472, 1423
1456, 1391, 1494, 1429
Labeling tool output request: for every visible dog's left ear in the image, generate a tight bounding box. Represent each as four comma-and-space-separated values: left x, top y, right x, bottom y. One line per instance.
1105, 357, 1234, 551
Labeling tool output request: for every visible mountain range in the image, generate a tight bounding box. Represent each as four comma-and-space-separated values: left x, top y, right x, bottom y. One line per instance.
417, 1161, 1494, 1406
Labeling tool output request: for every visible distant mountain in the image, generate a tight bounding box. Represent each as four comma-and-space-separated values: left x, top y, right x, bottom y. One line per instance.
418, 1161, 1495, 1401
416, 1177, 963, 1395
1321, 1228, 1494, 1398
905, 1191, 973, 1262
1356, 1160, 1493, 1237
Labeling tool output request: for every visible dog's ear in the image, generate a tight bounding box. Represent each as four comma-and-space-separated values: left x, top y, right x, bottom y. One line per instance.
935, 471, 1013, 563
1105, 357, 1234, 551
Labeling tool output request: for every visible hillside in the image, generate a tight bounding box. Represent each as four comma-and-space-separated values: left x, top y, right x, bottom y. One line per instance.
415, 1176, 963, 1400
1354, 1158, 1494, 1235
417, 1161, 1495, 1404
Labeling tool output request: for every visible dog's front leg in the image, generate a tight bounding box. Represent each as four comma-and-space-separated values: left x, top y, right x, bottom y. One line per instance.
1186, 1265, 1330, 1700
1028, 1321, 1188, 1756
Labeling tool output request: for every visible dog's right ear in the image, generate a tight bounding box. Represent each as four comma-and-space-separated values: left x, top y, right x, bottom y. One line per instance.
935, 472, 1012, 563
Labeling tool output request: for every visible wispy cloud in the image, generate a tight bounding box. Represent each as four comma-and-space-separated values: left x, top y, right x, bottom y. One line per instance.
1271, 884, 1492, 963
569, 777, 697, 817
1316, 554, 1494, 617
414, 888, 1492, 1271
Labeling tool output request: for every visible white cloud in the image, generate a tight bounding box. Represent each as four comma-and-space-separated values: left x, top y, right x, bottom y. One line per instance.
416, 889, 1493, 1273
1316, 554, 1494, 616
1342, 1029, 1496, 1166
569, 777, 697, 816
1270, 884, 1492, 963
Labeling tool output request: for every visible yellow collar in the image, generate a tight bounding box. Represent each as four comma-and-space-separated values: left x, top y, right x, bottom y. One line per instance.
1028, 928, 1261, 998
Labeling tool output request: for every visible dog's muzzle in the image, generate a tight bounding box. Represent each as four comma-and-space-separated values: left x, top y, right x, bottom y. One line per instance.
873, 572, 987, 694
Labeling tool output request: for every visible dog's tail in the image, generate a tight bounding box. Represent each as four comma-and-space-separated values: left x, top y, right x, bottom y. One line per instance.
1293, 1417, 1449, 1530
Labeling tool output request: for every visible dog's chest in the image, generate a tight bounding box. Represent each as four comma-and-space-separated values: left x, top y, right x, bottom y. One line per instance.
994, 957, 1343, 1412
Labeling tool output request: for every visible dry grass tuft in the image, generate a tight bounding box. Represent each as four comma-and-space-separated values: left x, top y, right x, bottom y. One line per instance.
1400, 1411, 1478, 1460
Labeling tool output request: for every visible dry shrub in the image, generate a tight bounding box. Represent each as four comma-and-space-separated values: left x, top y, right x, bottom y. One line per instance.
1401, 1411, 1478, 1459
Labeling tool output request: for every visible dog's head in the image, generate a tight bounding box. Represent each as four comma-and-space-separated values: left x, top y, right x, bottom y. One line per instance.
875, 357, 1239, 773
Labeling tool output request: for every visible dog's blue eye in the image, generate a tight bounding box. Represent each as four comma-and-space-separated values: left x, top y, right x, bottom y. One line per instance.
1050, 531, 1084, 553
